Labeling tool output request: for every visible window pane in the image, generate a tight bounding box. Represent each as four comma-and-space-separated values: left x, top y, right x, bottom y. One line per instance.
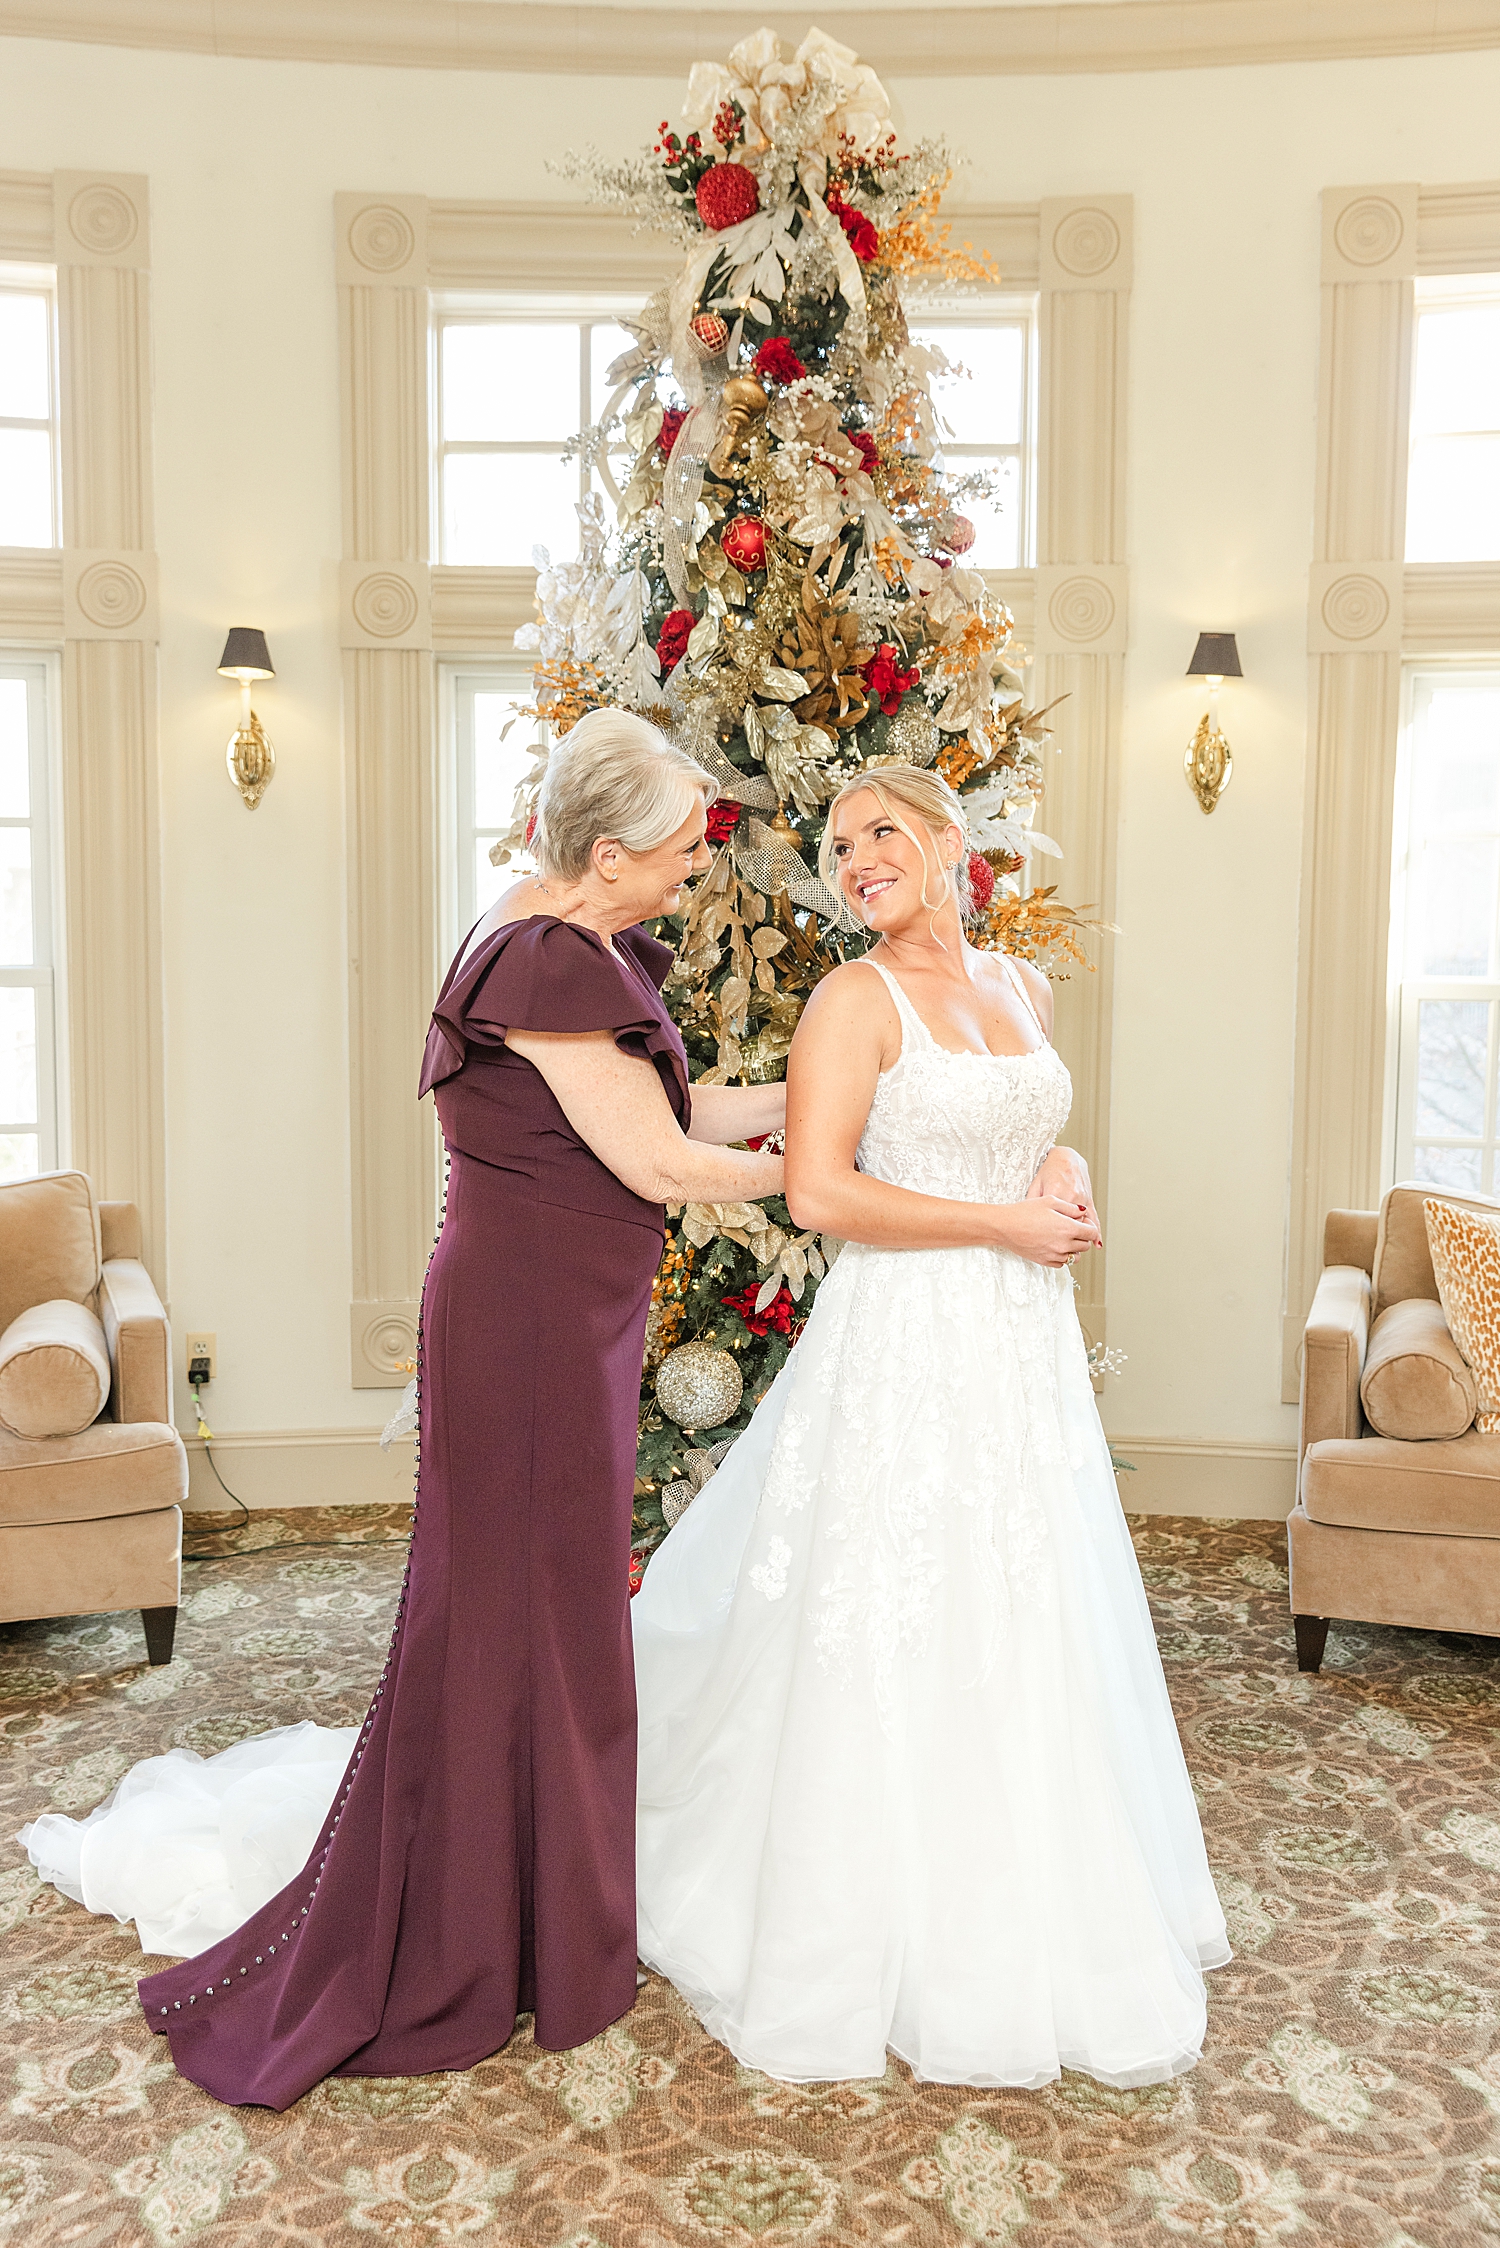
958, 455, 1021, 570
1411, 304, 1500, 435
1415, 686, 1500, 827
443, 452, 581, 567
0, 830, 32, 966
0, 428, 54, 547
1414, 999, 1489, 1136
1412, 1143, 1483, 1192
0, 293, 49, 420
475, 837, 508, 919
914, 326, 1024, 446
0, 987, 37, 1127
0, 1132, 38, 1183
0, 679, 30, 818
1407, 434, 1500, 563
1414, 836, 1498, 975
590, 322, 640, 422
442, 323, 580, 442
473, 690, 537, 825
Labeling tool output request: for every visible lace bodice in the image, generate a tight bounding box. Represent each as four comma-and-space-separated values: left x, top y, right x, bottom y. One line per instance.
856, 958, 1072, 1205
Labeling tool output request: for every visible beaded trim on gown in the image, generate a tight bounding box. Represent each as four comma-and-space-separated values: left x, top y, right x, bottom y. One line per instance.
632, 959, 1230, 2089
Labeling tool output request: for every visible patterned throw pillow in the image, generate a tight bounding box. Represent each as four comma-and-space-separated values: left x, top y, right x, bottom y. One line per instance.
1423, 1197, 1500, 1433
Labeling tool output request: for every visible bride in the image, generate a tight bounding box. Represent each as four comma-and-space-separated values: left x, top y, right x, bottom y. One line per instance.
631, 763, 1229, 2089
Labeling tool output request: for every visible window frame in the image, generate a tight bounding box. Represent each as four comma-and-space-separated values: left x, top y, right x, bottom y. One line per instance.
1387, 658, 1500, 1190
0, 652, 63, 1179
430, 291, 650, 569
0, 262, 61, 553
910, 291, 1039, 571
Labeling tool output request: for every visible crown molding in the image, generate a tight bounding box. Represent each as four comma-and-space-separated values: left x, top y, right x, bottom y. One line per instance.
3, 0, 1500, 78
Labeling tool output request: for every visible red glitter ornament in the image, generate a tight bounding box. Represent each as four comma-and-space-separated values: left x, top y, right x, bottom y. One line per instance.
720, 515, 766, 574
524, 812, 537, 846
655, 607, 695, 676
704, 798, 740, 845
695, 163, 760, 232
942, 514, 977, 556
688, 311, 730, 355
753, 337, 807, 387
967, 850, 996, 910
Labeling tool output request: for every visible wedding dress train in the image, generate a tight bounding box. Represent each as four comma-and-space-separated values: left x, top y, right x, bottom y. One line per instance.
631, 960, 1229, 2088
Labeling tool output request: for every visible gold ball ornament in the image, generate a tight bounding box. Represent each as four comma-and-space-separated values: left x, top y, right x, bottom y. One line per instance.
884, 705, 939, 766
654, 1340, 744, 1430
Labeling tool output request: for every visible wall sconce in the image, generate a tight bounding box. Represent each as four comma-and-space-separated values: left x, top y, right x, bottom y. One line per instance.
1184, 632, 1242, 815
217, 628, 275, 810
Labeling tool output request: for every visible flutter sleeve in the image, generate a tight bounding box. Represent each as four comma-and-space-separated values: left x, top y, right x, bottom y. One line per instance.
420, 917, 689, 1120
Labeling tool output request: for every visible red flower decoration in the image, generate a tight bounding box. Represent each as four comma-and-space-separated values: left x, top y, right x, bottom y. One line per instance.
967, 850, 996, 911
722, 1282, 795, 1338
845, 430, 880, 478
705, 798, 740, 845
754, 337, 807, 387
825, 189, 879, 265
720, 515, 766, 573
696, 163, 760, 232
628, 1552, 646, 1597
658, 407, 688, 460
862, 642, 922, 717
655, 607, 695, 677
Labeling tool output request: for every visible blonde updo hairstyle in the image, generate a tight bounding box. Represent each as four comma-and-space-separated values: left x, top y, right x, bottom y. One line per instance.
533, 708, 712, 883
818, 762, 977, 931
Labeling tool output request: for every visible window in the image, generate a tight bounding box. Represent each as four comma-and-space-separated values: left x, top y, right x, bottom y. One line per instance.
910, 299, 1037, 569
0, 661, 60, 1181
446, 663, 540, 947
1391, 667, 1500, 1191
0, 268, 58, 550
433, 298, 643, 566
1406, 276, 1500, 563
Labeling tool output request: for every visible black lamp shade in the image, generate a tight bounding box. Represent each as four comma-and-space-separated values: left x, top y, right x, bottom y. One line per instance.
217, 627, 275, 679
1186, 631, 1242, 679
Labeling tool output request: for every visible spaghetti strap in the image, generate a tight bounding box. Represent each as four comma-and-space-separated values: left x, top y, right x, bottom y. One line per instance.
999, 952, 1050, 1047
863, 958, 934, 1054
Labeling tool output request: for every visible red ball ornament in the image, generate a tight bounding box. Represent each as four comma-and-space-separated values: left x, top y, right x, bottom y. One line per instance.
942, 514, 977, 556
720, 515, 766, 574
628, 1552, 646, 1598
966, 850, 996, 910
695, 163, 760, 232
688, 311, 730, 355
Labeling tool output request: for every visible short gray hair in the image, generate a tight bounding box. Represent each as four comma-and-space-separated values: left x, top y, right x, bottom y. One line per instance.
533, 708, 712, 882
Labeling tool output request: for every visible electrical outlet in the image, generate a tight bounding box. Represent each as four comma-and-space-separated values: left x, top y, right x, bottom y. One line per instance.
185, 1332, 217, 1383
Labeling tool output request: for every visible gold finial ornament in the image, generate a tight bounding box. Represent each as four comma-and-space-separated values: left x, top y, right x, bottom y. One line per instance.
1185, 713, 1232, 815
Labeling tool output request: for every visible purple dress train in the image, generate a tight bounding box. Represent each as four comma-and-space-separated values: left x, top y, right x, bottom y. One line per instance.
137, 918, 688, 2109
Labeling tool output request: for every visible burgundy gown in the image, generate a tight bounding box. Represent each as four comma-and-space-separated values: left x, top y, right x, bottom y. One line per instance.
138, 917, 688, 2109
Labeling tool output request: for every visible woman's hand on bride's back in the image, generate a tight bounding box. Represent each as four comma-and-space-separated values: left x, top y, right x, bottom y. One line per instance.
996, 1195, 1102, 1267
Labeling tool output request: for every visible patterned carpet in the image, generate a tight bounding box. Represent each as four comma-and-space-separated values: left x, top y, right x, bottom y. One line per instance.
2, 1505, 1498, 2248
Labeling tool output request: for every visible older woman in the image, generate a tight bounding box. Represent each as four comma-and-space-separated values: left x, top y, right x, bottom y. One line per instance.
32, 712, 783, 2109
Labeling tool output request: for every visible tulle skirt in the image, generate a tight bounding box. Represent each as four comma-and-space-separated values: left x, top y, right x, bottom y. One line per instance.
632, 1238, 1230, 2089
20, 1723, 357, 1960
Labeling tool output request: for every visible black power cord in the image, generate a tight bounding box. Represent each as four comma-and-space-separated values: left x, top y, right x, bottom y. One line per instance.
180, 1376, 411, 1566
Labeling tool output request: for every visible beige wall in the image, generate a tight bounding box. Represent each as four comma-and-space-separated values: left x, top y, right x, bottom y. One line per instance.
1, 32, 1498, 1504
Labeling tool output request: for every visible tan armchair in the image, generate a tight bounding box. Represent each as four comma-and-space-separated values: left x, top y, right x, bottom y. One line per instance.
0, 1171, 187, 1664
1290, 1182, 1500, 1671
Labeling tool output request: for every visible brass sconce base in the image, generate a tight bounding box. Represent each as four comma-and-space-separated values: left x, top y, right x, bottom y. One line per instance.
1185, 713, 1232, 815
227, 712, 275, 810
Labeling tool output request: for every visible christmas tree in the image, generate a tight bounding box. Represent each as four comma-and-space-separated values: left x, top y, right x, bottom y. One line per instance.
496, 27, 1093, 1555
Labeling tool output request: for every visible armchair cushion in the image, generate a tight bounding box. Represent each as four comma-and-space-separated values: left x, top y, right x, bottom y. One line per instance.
1424, 1197, 1500, 1432
1303, 1430, 1500, 1538
1360, 1296, 1477, 1441
0, 1298, 110, 1439
0, 1170, 100, 1335
1373, 1181, 1500, 1315
0, 1419, 187, 1525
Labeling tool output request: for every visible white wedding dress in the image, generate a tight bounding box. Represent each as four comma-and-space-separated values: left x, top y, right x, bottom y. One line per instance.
632, 958, 1229, 2089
